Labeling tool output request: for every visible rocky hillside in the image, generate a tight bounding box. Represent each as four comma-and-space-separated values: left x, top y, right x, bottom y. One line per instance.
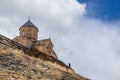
0, 48, 89, 80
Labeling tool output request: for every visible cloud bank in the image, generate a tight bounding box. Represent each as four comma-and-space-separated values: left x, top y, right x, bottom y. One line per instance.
0, 0, 120, 80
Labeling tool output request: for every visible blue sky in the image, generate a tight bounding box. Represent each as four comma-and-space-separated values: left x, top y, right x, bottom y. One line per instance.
78, 0, 120, 21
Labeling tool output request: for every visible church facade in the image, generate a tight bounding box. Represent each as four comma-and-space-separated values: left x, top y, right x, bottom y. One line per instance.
13, 19, 58, 59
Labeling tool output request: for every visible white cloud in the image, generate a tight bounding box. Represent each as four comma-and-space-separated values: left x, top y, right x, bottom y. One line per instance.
59, 19, 120, 80
16, 0, 86, 33
0, 0, 120, 80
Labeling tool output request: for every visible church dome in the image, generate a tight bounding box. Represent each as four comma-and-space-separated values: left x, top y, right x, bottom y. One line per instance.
20, 19, 38, 31
19, 19, 39, 41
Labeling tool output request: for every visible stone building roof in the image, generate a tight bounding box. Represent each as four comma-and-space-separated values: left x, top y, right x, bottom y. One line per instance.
38, 38, 54, 47
20, 19, 39, 31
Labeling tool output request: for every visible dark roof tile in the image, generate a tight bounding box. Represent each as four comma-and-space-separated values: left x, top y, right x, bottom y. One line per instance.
20, 19, 38, 31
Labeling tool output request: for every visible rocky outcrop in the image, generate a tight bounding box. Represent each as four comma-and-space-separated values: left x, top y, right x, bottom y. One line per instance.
0, 48, 89, 80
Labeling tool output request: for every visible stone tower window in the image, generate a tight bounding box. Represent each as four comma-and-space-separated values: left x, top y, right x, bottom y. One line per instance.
28, 29, 31, 37
22, 30, 25, 37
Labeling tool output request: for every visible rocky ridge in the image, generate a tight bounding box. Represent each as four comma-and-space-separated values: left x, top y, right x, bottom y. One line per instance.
0, 47, 89, 80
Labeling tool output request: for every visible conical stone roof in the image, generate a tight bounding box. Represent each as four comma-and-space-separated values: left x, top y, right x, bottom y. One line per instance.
20, 19, 38, 31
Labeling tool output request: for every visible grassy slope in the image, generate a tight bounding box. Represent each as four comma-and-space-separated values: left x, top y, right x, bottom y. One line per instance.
0, 48, 89, 80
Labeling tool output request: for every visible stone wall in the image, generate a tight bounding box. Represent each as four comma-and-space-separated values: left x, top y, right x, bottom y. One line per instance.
13, 36, 33, 48
34, 39, 58, 59
13, 37, 58, 59
19, 26, 38, 40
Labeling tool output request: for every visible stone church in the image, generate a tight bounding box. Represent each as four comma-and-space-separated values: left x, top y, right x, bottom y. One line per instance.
13, 19, 58, 59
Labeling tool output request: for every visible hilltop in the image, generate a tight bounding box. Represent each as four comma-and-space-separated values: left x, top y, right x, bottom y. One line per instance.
0, 19, 89, 80
0, 47, 89, 80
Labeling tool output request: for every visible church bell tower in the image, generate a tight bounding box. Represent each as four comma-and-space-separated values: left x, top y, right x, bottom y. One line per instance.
13, 19, 39, 48
13, 18, 58, 58
19, 19, 39, 41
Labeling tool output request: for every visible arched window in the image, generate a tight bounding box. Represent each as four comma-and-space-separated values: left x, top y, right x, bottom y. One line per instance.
22, 30, 25, 36
28, 29, 31, 37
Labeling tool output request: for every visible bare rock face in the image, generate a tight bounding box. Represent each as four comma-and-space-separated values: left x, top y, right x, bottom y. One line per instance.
0, 49, 89, 80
